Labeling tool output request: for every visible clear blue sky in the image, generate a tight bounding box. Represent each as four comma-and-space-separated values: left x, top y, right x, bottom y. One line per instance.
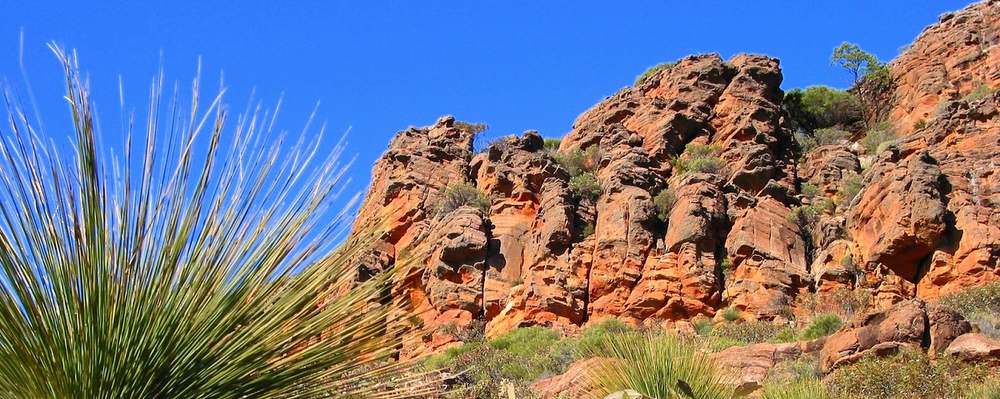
1, 1, 973, 204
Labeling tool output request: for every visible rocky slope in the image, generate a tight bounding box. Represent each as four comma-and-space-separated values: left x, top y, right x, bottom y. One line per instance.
348, 1, 1000, 359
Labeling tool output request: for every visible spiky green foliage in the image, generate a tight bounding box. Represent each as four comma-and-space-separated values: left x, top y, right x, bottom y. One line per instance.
584, 332, 733, 399
0, 46, 435, 398
760, 380, 829, 399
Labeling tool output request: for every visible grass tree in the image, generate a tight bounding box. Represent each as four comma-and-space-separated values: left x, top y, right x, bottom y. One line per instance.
0, 45, 435, 398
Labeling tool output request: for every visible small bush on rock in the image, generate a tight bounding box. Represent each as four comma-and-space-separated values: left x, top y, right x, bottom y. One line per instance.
838, 172, 864, 205
941, 282, 1000, 338
653, 189, 677, 222
553, 145, 600, 176
569, 172, 602, 201
799, 313, 843, 340
671, 143, 724, 176
634, 61, 677, 86
436, 182, 490, 216
543, 138, 562, 151
860, 122, 896, 154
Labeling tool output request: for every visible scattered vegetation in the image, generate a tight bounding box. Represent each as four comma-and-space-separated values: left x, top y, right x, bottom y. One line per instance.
573, 318, 635, 356
708, 321, 795, 348
585, 332, 733, 399
913, 118, 927, 130
634, 61, 677, 86
965, 379, 1000, 399
800, 182, 821, 198
543, 137, 562, 151
581, 222, 596, 238
455, 121, 489, 135
794, 288, 870, 322
670, 143, 725, 176
838, 172, 864, 205
826, 349, 990, 399
436, 182, 491, 216
653, 189, 678, 222
788, 199, 834, 230
785, 87, 863, 132
553, 145, 601, 177
569, 172, 602, 202
799, 314, 843, 340
721, 307, 742, 322
761, 380, 830, 399
859, 122, 897, 154
794, 127, 852, 153
963, 83, 995, 103
940, 281, 1000, 338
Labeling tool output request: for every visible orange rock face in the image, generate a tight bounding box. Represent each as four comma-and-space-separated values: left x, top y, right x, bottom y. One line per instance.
889, 1, 1000, 135
346, 4, 1000, 358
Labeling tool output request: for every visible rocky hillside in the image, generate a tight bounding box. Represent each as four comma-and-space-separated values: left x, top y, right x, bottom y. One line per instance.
349, 1, 1000, 360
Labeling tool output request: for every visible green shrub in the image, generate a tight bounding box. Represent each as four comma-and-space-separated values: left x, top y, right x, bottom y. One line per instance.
721, 307, 741, 322
965, 379, 1000, 399
788, 199, 834, 231
800, 182, 820, 198
799, 314, 843, 340
710, 321, 791, 346
553, 145, 600, 176
860, 123, 896, 154
586, 332, 733, 399
838, 172, 864, 205
454, 121, 489, 135
671, 143, 724, 176
653, 189, 677, 222
795, 127, 852, 153
693, 319, 714, 336
826, 349, 989, 399
581, 222, 596, 238
543, 138, 562, 151
914, 119, 927, 130
785, 86, 863, 130
963, 83, 994, 103
941, 282, 1000, 338
569, 172, 602, 201
761, 380, 830, 399
436, 182, 490, 216
573, 318, 635, 356
634, 61, 677, 86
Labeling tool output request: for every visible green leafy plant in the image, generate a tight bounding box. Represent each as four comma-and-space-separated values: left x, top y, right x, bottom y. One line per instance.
799, 314, 843, 340
436, 182, 490, 216
581, 222, 596, 238
832, 42, 895, 127
584, 332, 733, 399
913, 119, 927, 130
800, 183, 821, 198
573, 318, 635, 356
543, 137, 562, 151
963, 83, 995, 103
0, 46, 434, 397
787, 87, 863, 131
635, 61, 677, 86
795, 127, 853, 153
671, 143, 724, 176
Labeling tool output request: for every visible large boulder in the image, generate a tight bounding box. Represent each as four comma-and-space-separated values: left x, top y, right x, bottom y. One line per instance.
819, 299, 927, 372
945, 333, 1000, 365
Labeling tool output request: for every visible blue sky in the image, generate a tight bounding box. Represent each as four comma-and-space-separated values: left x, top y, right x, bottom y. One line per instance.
1, 1, 973, 207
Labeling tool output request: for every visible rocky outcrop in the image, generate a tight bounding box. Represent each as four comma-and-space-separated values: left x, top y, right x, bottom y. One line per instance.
711, 340, 824, 395
946, 333, 1000, 365
889, 0, 1000, 134
818, 299, 971, 372
346, 3, 1000, 360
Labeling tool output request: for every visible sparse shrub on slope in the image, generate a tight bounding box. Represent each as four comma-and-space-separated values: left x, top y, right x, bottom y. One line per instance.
710, 321, 794, 347
436, 182, 491, 216
671, 143, 724, 176
635, 61, 677, 86
794, 127, 852, 153
860, 122, 897, 154
653, 189, 677, 222
761, 380, 830, 399
799, 313, 843, 340
543, 137, 562, 151
573, 318, 635, 356
826, 349, 989, 399
553, 145, 600, 176
569, 172, 602, 202
838, 171, 864, 206
585, 332, 733, 399
965, 379, 1000, 399
941, 282, 1000, 338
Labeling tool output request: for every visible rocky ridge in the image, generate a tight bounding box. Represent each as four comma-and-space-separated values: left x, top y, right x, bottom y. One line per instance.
349, 1, 1000, 360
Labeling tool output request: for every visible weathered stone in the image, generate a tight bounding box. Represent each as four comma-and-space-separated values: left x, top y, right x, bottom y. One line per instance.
945, 333, 1000, 365
818, 299, 927, 372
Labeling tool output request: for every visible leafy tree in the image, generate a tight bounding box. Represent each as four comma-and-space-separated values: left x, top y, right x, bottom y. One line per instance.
832, 42, 880, 85
832, 42, 896, 127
